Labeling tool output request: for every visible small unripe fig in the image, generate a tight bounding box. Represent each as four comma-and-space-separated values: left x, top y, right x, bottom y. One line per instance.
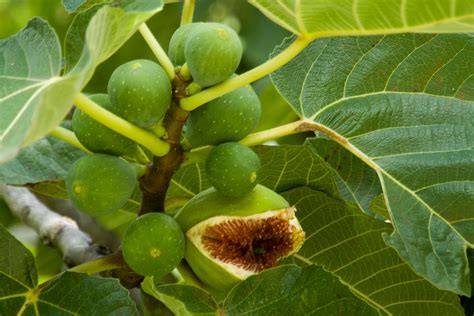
72, 94, 140, 158
108, 59, 171, 128
65, 154, 137, 215
122, 213, 185, 278
206, 142, 261, 197
174, 185, 305, 293
168, 23, 200, 66
185, 23, 242, 87
185, 84, 261, 148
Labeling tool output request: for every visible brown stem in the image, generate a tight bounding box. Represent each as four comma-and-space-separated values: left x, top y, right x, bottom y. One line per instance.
139, 74, 189, 214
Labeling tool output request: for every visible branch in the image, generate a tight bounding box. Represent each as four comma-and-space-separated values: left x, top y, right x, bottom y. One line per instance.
139, 75, 189, 214
0, 185, 108, 267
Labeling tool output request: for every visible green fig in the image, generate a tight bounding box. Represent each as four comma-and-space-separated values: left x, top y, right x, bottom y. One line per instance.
108, 59, 171, 129
65, 154, 137, 215
185, 84, 261, 148
206, 142, 261, 197
72, 94, 140, 158
174, 185, 305, 293
122, 213, 185, 278
184, 23, 242, 87
168, 23, 200, 66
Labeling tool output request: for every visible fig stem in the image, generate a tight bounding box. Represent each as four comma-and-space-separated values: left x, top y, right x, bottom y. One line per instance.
180, 0, 195, 25
138, 23, 175, 80
69, 253, 126, 275
74, 93, 170, 157
180, 63, 192, 81
180, 36, 311, 111
49, 126, 92, 154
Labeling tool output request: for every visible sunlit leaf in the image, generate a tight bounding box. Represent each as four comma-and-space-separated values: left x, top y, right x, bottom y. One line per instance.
250, 0, 474, 37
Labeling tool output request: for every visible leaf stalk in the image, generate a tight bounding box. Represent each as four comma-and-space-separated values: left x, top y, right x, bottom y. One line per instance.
180, 36, 311, 111
73, 93, 170, 157
138, 23, 176, 80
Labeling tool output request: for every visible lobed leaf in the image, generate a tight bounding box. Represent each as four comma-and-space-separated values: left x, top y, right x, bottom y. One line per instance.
271, 33, 474, 295
250, 0, 474, 37
283, 187, 463, 315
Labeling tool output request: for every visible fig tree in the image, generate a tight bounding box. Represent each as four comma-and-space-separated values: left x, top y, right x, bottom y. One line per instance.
122, 213, 185, 278
65, 154, 137, 215
174, 185, 305, 293
185, 84, 261, 147
72, 94, 140, 158
206, 142, 261, 197
184, 23, 242, 87
108, 59, 171, 129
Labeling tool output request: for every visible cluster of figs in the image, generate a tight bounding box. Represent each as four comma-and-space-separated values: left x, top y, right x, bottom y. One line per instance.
65, 22, 305, 293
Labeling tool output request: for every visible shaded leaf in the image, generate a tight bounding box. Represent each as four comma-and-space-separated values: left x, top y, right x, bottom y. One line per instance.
307, 137, 381, 215
283, 186, 463, 315
223, 265, 377, 315
0, 225, 37, 315
0, 136, 85, 185
272, 33, 474, 295
0, 225, 137, 315
250, 0, 474, 37
38, 272, 138, 315
369, 194, 390, 220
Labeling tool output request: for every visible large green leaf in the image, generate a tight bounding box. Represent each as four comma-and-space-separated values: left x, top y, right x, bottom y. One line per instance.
0, 18, 83, 163
143, 266, 378, 315
283, 187, 463, 315
223, 265, 377, 315
271, 33, 474, 295
0, 225, 137, 315
250, 0, 474, 37
0, 2, 164, 163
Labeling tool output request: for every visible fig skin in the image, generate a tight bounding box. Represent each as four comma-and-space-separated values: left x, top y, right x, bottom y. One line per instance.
174, 185, 289, 233
168, 23, 201, 66
185, 85, 261, 148
108, 59, 171, 129
72, 94, 139, 157
205, 142, 261, 197
184, 23, 242, 87
65, 154, 137, 215
122, 213, 185, 278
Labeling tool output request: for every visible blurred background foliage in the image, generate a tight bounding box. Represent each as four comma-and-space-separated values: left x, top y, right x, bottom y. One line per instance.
0, 0, 307, 282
